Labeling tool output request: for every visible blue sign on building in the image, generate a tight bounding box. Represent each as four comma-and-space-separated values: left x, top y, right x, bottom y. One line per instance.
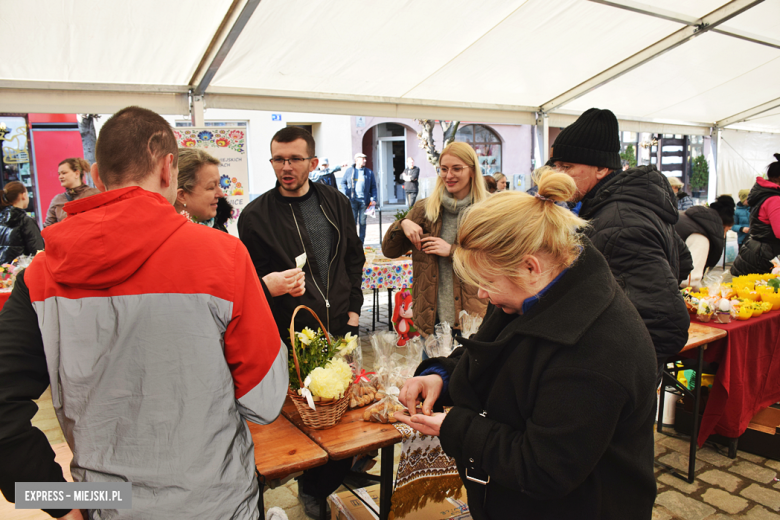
271, 114, 282, 121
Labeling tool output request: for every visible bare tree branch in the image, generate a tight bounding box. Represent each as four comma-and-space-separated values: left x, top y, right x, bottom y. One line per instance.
415, 119, 461, 169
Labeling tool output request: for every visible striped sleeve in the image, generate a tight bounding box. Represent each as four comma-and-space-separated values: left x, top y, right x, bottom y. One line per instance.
224, 242, 288, 424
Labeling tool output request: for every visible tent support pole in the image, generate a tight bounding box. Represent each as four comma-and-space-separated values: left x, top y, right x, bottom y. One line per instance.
536, 112, 549, 168
191, 95, 205, 127
710, 127, 721, 202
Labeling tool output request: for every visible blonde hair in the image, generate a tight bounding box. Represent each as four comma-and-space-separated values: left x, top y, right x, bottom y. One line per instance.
177, 147, 220, 193
454, 166, 587, 290
424, 142, 488, 222
492, 172, 506, 182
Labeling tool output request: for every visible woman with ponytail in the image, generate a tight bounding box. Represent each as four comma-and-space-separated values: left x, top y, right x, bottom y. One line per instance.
396, 167, 658, 519
732, 153, 780, 275
44, 157, 100, 227
0, 181, 44, 263
382, 142, 489, 336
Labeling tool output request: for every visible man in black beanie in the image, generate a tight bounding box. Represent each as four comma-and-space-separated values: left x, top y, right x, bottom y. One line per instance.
551, 108, 692, 381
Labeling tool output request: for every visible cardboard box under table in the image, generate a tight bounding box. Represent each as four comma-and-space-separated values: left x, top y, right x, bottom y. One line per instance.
329, 484, 471, 520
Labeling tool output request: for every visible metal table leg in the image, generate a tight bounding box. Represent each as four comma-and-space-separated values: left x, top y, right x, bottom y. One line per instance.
372, 289, 378, 331
387, 289, 393, 327
687, 345, 704, 483
379, 445, 394, 520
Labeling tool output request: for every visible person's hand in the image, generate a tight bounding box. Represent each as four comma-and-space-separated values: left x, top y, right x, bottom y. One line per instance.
743, 227, 750, 234
347, 311, 359, 327
368, 200, 376, 208
398, 375, 443, 416
58, 509, 86, 520
400, 219, 424, 250
289, 271, 306, 297
394, 411, 446, 436
421, 237, 452, 257
263, 268, 305, 297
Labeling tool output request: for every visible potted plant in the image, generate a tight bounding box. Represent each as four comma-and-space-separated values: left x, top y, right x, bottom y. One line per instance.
690, 155, 709, 197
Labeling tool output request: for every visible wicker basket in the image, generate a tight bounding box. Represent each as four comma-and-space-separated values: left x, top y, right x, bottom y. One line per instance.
288, 305, 351, 430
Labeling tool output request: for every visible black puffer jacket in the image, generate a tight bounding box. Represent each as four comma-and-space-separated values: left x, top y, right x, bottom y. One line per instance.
675, 206, 725, 269
579, 166, 690, 361
419, 239, 658, 520
0, 206, 44, 264
731, 178, 780, 276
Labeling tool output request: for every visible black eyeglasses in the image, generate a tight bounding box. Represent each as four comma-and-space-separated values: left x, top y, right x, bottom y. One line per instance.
269, 156, 316, 167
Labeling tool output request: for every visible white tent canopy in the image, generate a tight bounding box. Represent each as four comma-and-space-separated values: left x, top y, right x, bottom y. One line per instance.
2, 0, 779, 134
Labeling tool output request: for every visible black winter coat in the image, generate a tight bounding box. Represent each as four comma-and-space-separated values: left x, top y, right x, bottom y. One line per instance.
0, 206, 44, 264
579, 166, 690, 361
420, 239, 658, 520
238, 181, 364, 339
675, 206, 725, 269
731, 179, 780, 276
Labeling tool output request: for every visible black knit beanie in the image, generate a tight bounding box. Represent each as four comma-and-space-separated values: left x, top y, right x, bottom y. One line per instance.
550, 108, 621, 170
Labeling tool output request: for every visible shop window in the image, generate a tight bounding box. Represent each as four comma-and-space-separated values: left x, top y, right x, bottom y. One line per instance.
0, 116, 38, 220
455, 124, 502, 175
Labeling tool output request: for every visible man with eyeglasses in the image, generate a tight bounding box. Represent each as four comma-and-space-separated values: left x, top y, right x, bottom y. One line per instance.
238, 126, 366, 518
339, 152, 377, 243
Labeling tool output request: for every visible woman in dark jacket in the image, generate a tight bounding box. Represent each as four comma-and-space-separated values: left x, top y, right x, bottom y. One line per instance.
0, 181, 44, 263
396, 169, 658, 520
174, 148, 233, 232
732, 154, 780, 275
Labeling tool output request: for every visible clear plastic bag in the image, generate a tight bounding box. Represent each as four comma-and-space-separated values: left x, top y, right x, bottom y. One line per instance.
349, 372, 385, 409
363, 393, 406, 424
423, 322, 456, 358
458, 310, 483, 339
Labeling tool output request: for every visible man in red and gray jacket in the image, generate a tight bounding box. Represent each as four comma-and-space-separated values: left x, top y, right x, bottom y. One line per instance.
0, 106, 288, 519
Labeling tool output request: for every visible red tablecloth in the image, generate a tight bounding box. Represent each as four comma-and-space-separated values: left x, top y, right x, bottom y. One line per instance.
0, 292, 10, 310
683, 309, 780, 447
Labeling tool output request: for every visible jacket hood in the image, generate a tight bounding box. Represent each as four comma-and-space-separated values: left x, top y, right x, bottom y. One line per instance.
0, 206, 25, 228
581, 165, 679, 225
681, 206, 725, 268
748, 177, 780, 206
41, 187, 187, 289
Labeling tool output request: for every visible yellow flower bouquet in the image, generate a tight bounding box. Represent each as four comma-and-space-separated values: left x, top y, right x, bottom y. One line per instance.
288, 306, 354, 429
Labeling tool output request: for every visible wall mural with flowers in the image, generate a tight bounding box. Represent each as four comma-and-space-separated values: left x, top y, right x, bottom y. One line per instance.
173, 127, 249, 237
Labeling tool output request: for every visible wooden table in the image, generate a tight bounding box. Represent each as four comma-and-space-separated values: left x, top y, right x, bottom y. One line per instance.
250, 415, 328, 482
656, 322, 727, 482
282, 398, 402, 520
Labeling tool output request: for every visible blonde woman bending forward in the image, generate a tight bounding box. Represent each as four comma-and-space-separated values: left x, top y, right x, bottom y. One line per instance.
396, 167, 658, 520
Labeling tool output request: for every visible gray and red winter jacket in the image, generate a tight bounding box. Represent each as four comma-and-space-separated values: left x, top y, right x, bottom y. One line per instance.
0, 186, 288, 519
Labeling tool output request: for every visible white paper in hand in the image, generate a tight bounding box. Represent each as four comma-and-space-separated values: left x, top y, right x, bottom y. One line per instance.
295, 253, 307, 269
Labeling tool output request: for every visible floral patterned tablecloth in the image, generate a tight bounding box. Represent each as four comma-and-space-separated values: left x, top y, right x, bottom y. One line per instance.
361, 258, 413, 290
